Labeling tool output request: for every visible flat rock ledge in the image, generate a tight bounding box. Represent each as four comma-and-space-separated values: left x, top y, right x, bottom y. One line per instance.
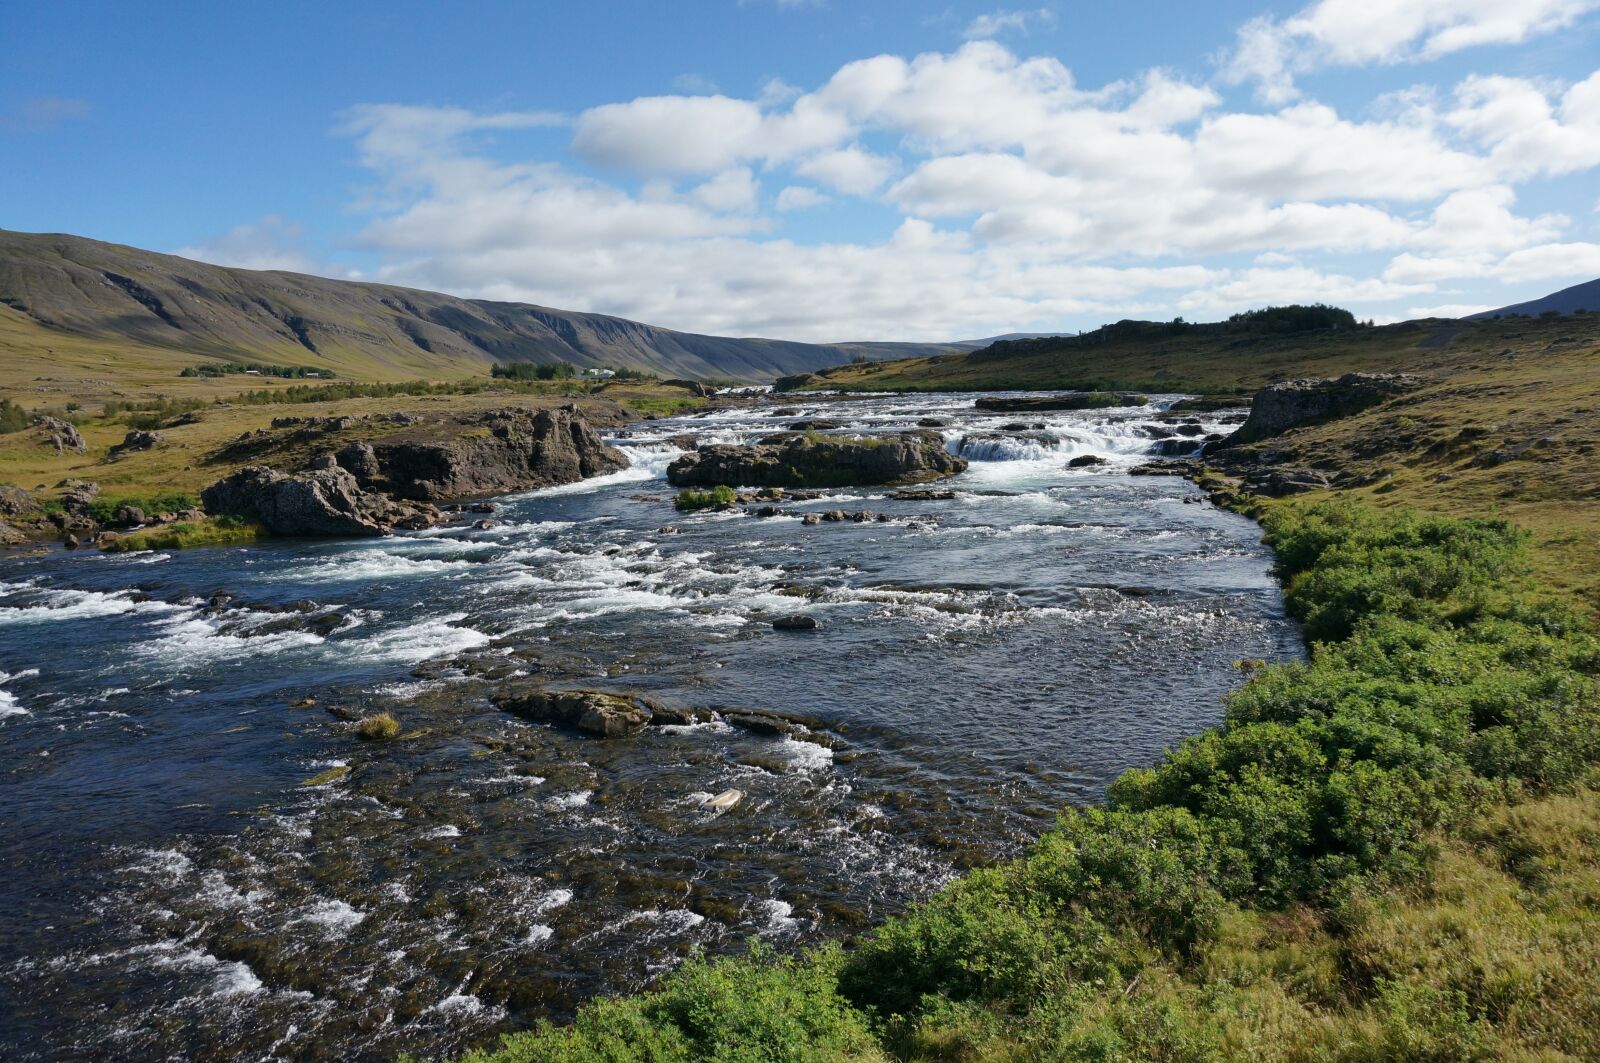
667, 429, 966, 488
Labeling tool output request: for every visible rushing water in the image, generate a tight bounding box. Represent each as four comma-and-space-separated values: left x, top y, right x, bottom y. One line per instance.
0, 392, 1301, 1061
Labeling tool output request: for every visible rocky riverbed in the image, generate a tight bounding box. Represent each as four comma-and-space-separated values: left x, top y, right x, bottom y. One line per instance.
0, 391, 1301, 1061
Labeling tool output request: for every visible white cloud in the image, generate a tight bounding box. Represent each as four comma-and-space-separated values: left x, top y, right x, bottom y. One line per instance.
1447, 71, 1600, 180
173, 215, 324, 273
312, 34, 1600, 340
964, 8, 1055, 40
795, 145, 897, 194
1224, 0, 1600, 103
693, 168, 761, 212
775, 185, 833, 210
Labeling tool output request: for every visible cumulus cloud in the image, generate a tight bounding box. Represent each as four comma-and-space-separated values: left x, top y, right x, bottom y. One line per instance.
309, 30, 1600, 339
1224, 0, 1600, 103
775, 185, 833, 210
795, 145, 897, 194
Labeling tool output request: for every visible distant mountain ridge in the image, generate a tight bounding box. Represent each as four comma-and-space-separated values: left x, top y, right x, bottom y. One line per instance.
0, 230, 967, 382
1468, 278, 1600, 320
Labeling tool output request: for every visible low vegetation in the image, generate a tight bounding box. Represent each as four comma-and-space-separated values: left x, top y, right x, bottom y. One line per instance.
460, 500, 1600, 1061
180, 361, 334, 379
102, 516, 262, 552
675, 485, 737, 511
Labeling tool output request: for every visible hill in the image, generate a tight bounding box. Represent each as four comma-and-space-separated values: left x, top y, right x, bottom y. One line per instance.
1469, 277, 1600, 319
0, 229, 963, 395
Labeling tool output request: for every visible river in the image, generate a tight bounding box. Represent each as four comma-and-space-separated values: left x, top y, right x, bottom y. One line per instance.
0, 391, 1301, 1060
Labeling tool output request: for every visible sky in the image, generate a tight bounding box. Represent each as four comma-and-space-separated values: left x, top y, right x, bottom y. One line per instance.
4, 0, 1600, 342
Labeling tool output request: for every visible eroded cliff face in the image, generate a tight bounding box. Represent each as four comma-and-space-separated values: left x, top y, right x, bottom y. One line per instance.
333, 406, 627, 502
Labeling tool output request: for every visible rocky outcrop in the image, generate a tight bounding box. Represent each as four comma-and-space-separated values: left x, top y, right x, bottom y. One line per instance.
201, 465, 442, 536
667, 430, 966, 488
57, 480, 100, 513
974, 393, 1147, 412
0, 485, 35, 517
108, 430, 162, 457
1215, 373, 1421, 448
34, 416, 85, 454
332, 405, 627, 501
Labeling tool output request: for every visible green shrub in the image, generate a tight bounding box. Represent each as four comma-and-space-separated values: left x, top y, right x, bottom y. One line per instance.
462, 943, 879, 1063
0, 398, 29, 434
675, 485, 737, 511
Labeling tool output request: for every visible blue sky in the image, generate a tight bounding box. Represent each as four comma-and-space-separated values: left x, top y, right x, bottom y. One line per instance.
4, 0, 1600, 340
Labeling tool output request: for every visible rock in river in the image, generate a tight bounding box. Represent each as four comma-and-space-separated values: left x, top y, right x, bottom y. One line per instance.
493, 687, 661, 739
667, 430, 966, 488
202, 465, 442, 537
333, 405, 626, 502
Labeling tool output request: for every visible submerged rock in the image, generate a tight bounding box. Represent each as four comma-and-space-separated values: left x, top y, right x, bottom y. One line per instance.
772, 614, 819, 631
667, 430, 966, 488
494, 687, 660, 739
1215, 373, 1422, 448
201, 465, 442, 536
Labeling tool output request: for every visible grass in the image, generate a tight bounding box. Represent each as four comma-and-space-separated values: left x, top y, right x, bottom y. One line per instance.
102, 515, 262, 552
457, 498, 1600, 1061
354, 712, 402, 740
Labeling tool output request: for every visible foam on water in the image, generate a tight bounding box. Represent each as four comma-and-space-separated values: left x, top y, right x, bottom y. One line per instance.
344, 614, 492, 663
0, 583, 179, 626
299, 899, 366, 936
0, 668, 37, 718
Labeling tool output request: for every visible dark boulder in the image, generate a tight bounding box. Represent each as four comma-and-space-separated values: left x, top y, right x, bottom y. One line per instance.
667, 430, 966, 488
772, 614, 819, 631
109, 430, 162, 457
201, 465, 442, 536
332, 405, 626, 501
975, 393, 1146, 413
1068, 454, 1108, 467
